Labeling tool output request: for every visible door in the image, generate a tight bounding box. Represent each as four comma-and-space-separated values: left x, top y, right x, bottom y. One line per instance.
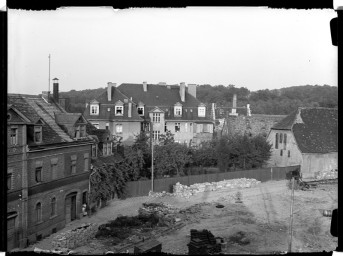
71, 195, 76, 221
65, 197, 71, 224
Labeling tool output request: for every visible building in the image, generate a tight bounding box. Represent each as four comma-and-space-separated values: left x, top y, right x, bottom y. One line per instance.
117, 82, 215, 146
266, 107, 338, 178
83, 83, 143, 145
7, 80, 93, 250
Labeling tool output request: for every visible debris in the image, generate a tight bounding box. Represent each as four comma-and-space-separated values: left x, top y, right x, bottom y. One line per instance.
315, 169, 338, 180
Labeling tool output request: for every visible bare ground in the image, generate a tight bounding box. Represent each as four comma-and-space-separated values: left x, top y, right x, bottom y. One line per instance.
28, 180, 338, 254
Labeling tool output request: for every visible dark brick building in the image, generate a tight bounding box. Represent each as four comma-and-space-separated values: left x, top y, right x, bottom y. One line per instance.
7, 86, 93, 250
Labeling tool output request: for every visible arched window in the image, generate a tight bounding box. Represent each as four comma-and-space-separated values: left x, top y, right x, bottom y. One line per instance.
51, 198, 56, 217
36, 202, 42, 223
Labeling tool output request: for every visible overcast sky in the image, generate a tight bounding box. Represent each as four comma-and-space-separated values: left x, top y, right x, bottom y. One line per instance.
8, 7, 337, 94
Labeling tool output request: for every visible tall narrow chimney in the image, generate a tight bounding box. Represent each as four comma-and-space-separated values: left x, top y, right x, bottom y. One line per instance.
107, 82, 116, 101
143, 81, 147, 92
128, 101, 132, 118
180, 82, 185, 102
53, 78, 59, 102
229, 93, 238, 116
187, 84, 197, 98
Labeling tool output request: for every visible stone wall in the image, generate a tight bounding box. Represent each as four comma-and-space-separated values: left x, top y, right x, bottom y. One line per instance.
51, 223, 99, 249
221, 114, 286, 137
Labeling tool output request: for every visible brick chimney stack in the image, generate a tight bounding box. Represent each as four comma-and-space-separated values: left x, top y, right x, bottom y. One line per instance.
53, 78, 59, 102
180, 82, 186, 102
107, 82, 116, 101
143, 81, 147, 92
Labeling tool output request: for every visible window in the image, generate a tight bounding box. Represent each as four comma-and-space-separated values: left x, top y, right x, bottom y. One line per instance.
275, 133, 279, 149
51, 198, 56, 217
198, 107, 206, 117
175, 123, 180, 132
208, 124, 214, 133
7, 173, 12, 190
174, 106, 182, 116
36, 202, 42, 223
75, 126, 80, 139
138, 107, 144, 116
153, 113, 161, 123
84, 153, 89, 171
115, 106, 123, 116
153, 131, 160, 141
10, 128, 18, 145
203, 124, 209, 133
35, 167, 42, 183
165, 123, 167, 132
284, 134, 287, 149
82, 192, 87, 205
7, 212, 17, 230
196, 124, 203, 133
80, 125, 86, 137
51, 158, 58, 180
116, 124, 123, 133
92, 123, 99, 129
71, 155, 77, 174
288, 150, 290, 158
280, 133, 283, 144
90, 105, 99, 115
107, 143, 112, 155
185, 123, 188, 132
34, 126, 42, 143
91, 145, 97, 157
280, 150, 283, 156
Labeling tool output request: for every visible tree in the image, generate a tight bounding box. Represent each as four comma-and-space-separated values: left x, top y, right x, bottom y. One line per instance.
154, 143, 192, 177
191, 140, 218, 167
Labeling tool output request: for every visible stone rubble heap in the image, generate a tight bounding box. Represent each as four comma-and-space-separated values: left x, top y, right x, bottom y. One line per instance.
138, 202, 180, 217
51, 223, 99, 250
148, 190, 174, 198
315, 169, 338, 180
172, 178, 261, 198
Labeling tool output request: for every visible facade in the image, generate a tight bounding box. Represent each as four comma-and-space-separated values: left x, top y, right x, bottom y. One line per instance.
7, 81, 93, 250
267, 107, 338, 178
117, 82, 215, 146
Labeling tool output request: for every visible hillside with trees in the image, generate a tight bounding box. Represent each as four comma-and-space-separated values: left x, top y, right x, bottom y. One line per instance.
60, 84, 337, 115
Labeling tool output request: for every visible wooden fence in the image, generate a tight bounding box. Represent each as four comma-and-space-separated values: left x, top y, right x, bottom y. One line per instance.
124, 165, 300, 198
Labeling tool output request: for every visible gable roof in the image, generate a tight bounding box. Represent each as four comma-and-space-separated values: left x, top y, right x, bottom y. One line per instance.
55, 113, 87, 126
272, 107, 338, 153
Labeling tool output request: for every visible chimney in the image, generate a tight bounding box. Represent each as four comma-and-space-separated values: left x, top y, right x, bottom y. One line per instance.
229, 94, 238, 116
53, 78, 59, 102
143, 81, 147, 92
247, 104, 251, 116
128, 101, 132, 118
187, 84, 197, 98
107, 82, 116, 101
179, 82, 186, 102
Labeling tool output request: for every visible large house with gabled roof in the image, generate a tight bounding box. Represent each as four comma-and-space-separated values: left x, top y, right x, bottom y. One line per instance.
266, 107, 338, 178
84, 81, 215, 146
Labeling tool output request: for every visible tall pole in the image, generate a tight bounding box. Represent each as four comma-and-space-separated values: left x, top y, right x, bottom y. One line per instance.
150, 122, 154, 192
288, 177, 295, 252
48, 54, 51, 98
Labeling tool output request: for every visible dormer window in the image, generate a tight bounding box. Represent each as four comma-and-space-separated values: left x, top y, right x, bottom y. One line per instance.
90, 105, 99, 115
80, 125, 86, 137
34, 126, 42, 143
115, 106, 123, 116
174, 102, 182, 117
198, 106, 206, 117
138, 107, 144, 116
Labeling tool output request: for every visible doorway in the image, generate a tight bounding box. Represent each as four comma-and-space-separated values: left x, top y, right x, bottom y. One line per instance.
65, 192, 77, 224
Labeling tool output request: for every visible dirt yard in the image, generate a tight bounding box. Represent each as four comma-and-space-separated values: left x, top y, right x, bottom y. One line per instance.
29, 180, 338, 254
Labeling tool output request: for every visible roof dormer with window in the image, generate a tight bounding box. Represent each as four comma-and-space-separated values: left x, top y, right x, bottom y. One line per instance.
198, 103, 206, 117
115, 100, 124, 116
174, 102, 183, 117
90, 99, 99, 115
137, 101, 145, 116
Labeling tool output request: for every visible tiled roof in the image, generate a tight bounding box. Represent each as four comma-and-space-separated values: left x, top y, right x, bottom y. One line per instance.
91, 154, 124, 167
7, 94, 93, 146
117, 83, 213, 122
272, 107, 338, 153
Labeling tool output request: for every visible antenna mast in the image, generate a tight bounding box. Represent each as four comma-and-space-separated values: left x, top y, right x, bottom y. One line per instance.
48, 54, 51, 95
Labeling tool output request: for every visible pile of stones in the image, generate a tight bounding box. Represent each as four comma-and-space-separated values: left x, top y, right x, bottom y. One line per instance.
138, 202, 180, 217
52, 223, 99, 250
315, 169, 338, 180
173, 178, 261, 198
148, 190, 174, 198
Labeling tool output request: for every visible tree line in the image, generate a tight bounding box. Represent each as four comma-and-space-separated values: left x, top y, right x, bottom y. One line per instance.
60, 84, 337, 115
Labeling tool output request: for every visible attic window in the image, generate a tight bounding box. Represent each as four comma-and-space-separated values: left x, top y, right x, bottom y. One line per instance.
34, 126, 42, 143
174, 106, 182, 117
138, 107, 144, 116
115, 106, 123, 116
90, 105, 99, 115
198, 107, 206, 117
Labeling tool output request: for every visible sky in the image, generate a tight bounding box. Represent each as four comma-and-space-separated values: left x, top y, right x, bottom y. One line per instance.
8, 7, 338, 94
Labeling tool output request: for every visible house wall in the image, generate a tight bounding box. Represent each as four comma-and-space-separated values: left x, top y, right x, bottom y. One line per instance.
266, 129, 303, 167
301, 152, 338, 178
111, 121, 141, 145
166, 121, 194, 144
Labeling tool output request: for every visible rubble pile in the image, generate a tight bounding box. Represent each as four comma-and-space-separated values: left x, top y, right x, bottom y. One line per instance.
52, 223, 99, 250
173, 178, 261, 198
148, 190, 174, 198
315, 169, 338, 180
138, 202, 180, 217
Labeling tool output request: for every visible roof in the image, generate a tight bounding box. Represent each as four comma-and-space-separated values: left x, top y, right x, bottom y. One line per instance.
272, 107, 338, 153
117, 83, 213, 122
8, 94, 92, 147
91, 154, 124, 167
55, 113, 86, 126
